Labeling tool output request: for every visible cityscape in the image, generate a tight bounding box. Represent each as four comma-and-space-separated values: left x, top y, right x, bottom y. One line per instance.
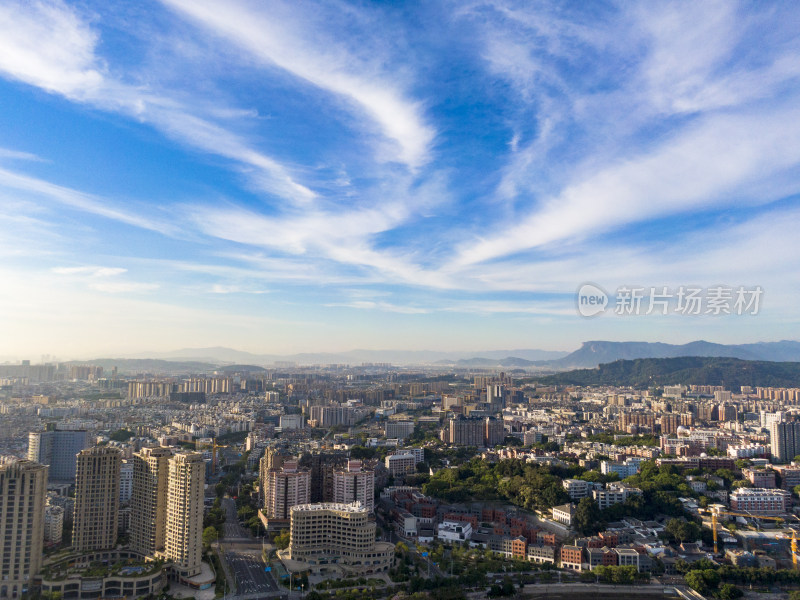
2, 1, 800, 600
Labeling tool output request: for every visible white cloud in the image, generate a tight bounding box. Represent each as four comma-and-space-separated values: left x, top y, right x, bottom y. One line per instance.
0, 0, 314, 206
160, 0, 435, 169
89, 282, 160, 293
52, 266, 127, 277
0, 166, 177, 235
455, 103, 800, 266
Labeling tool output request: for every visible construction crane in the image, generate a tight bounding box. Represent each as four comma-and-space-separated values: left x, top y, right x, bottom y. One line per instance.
194, 437, 229, 474
704, 507, 795, 563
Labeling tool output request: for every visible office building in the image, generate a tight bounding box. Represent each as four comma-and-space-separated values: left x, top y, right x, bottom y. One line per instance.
385, 421, 415, 440
27, 429, 90, 482
130, 447, 172, 556
164, 453, 205, 577
770, 421, 800, 463
0, 458, 48, 600
73, 446, 122, 551
333, 460, 375, 513
264, 461, 310, 520
287, 503, 394, 575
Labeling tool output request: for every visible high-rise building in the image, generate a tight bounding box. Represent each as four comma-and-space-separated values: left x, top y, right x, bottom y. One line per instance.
164, 453, 205, 577
306, 451, 348, 503
264, 461, 310, 520
447, 416, 502, 447
0, 458, 48, 600
333, 460, 375, 513
44, 504, 64, 546
119, 460, 133, 505
73, 446, 121, 551
770, 420, 800, 463
287, 503, 394, 576
447, 416, 485, 447
27, 429, 90, 482
130, 447, 172, 556
485, 416, 505, 447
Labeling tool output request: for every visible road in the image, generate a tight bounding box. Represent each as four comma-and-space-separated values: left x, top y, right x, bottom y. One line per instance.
219, 496, 279, 598
222, 497, 253, 541
224, 549, 278, 596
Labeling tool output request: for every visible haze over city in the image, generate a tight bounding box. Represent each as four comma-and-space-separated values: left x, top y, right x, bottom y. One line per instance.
1, 0, 800, 359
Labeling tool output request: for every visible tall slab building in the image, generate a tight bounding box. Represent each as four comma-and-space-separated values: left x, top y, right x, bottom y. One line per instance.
73, 446, 121, 551
130, 447, 172, 556
164, 452, 205, 578
0, 458, 48, 600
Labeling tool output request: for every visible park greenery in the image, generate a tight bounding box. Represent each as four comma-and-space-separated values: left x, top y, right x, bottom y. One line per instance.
423, 457, 698, 529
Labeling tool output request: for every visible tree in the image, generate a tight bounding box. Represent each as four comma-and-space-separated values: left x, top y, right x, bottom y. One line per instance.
684, 570, 708, 594
717, 583, 743, 600
573, 497, 603, 536
202, 526, 218, 549
665, 518, 701, 545
274, 529, 290, 550
109, 429, 134, 442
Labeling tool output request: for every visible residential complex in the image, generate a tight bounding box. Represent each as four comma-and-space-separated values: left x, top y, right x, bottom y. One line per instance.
73, 446, 122, 551
286, 502, 394, 576
0, 458, 47, 600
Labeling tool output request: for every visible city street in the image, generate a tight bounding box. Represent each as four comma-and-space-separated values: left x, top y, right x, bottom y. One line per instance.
224, 549, 278, 596
222, 497, 253, 541
219, 496, 279, 598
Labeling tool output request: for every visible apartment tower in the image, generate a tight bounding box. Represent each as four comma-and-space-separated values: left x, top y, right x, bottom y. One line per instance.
73, 446, 121, 551
164, 452, 205, 577
264, 461, 310, 520
130, 447, 172, 556
0, 458, 48, 600
333, 460, 375, 512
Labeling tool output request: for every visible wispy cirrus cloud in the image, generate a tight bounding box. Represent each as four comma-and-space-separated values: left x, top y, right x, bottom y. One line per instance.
0, 0, 314, 206
52, 266, 127, 277
160, 0, 435, 169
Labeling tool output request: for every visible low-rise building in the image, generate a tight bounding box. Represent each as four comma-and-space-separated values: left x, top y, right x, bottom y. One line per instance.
730, 488, 791, 514
385, 453, 417, 477
527, 544, 556, 565
562, 479, 591, 500
551, 503, 576, 526
560, 545, 583, 571
437, 520, 472, 543
743, 468, 776, 489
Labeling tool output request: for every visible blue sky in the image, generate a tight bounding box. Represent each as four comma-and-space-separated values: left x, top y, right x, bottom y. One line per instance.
1, 0, 799, 359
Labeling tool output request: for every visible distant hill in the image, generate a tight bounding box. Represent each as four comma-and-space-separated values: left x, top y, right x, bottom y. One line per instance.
537, 356, 800, 389
129, 346, 568, 366
552, 340, 800, 368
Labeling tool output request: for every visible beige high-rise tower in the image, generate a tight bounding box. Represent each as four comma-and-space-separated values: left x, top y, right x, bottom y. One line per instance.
130, 447, 173, 555
164, 452, 205, 577
264, 461, 310, 520
0, 458, 48, 600
333, 460, 375, 512
73, 446, 121, 551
